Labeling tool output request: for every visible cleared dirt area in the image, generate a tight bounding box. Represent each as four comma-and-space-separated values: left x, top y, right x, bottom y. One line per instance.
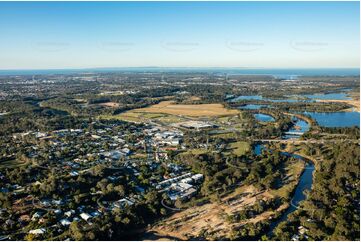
144, 185, 282, 240
128, 101, 239, 117
98, 102, 120, 108
144, 155, 305, 241
189, 96, 201, 101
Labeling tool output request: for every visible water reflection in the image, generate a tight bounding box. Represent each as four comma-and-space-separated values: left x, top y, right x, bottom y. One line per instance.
239, 104, 269, 110
231, 95, 303, 103
304, 111, 360, 127
253, 143, 264, 155
305, 92, 352, 101
254, 113, 275, 122
283, 118, 310, 139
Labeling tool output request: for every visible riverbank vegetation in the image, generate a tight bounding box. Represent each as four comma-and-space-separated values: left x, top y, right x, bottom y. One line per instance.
271, 142, 360, 241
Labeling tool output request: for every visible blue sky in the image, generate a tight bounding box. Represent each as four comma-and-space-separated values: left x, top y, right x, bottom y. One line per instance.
0, 1, 359, 69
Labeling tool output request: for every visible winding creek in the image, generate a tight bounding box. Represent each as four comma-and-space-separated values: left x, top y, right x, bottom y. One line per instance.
253, 142, 315, 235
252, 112, 315, 235
233, 90, 358, 235
253, 143, 315, 230
267, 153, 314, 235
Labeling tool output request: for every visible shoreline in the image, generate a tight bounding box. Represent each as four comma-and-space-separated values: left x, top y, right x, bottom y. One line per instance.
316, 99, 360, 112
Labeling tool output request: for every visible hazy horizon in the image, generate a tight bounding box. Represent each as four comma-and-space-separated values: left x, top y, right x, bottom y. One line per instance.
0, 67, 359, 77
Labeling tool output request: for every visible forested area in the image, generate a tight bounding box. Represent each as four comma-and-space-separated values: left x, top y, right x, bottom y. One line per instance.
272, 142, 360, 240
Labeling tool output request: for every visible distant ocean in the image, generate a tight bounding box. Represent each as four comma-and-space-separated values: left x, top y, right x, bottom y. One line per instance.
0, 67, 359, 77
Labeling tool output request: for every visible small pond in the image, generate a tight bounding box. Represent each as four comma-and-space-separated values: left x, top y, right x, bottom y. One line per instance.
254, 113, 275, 122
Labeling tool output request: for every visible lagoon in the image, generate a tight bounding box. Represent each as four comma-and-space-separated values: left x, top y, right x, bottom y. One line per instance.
305, 92, 352, 101
232, 95, 263, 101
304, 111, 360, 127
231, 95, 306, 103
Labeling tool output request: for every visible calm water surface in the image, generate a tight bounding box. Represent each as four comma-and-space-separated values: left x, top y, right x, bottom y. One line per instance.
239, 104, 269, 110
254, 113, 275, 122
231, 95, 303, 103
304, 112, 360, 127
305, 92, 352, 100
267, 156, 314, 235
283, 118, 310, 139
253, 144, 264, 155
232, 95, 263, 101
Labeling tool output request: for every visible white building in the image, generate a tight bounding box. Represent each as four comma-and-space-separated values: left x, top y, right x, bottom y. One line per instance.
113, 198, 134, 209
29, 228, 46, 235
80, 213, 92, 221
60, 219, 71, 226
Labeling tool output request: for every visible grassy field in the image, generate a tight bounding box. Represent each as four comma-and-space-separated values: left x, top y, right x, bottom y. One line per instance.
178, 142, 250, 159
99, 112, 186, 124
126, 101, 239, 117
227, 141, 251, 156
99, 112, 144, 123
155, 114, 186, 123
0, 158, 28, 169
181, 148, 209, 156
100, 101, 239, 123
129, 153, 147, 159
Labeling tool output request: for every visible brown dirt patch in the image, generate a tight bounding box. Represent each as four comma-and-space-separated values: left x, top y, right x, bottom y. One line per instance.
144, 185, 280, 240
98, 102, 120, 108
